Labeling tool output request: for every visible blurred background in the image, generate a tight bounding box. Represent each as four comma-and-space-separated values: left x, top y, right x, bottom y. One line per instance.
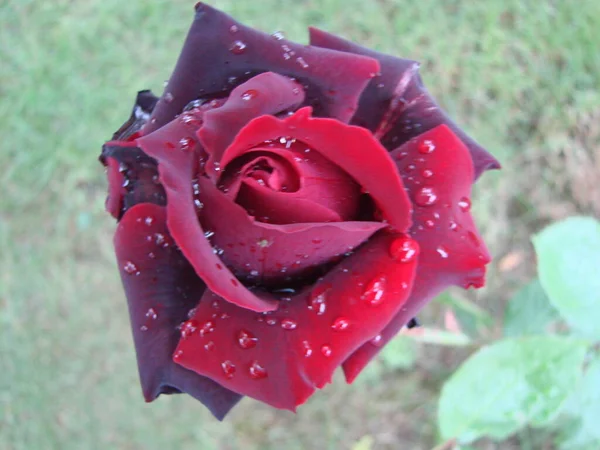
1, 0, 598, 449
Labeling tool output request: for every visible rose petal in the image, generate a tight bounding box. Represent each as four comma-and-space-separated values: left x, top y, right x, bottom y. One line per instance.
308, 27, 500, 179
100, 142, 166, 220
220, 107, 412, 232
174, 232, 419, 410
112, 90, 159, 141
114, 203, 241, 420
144, 3, 380, 133
136, 116, 278, 312
196, 176, 385, 283
342, 125, 491, 382
199, 72, 305, 178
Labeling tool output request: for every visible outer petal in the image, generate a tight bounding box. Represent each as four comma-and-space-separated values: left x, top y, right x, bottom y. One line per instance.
144, 3, 380, 134
308, 27, 500, 179
343, 125, 491, 382
220, 107, 412, 232
136, 115, 277, 312
174, 232, 419, 410
114, 203, 241, 419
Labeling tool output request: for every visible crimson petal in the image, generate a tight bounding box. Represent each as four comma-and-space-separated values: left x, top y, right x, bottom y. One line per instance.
174, 232, 419, 410
114, 203, 241, 419
136, 114, 278, 312
220, 107, 412, 232
144, 3, 380, 134
308, 27, 500, 179
199, 72, 305, 178
343, 125, 491, 382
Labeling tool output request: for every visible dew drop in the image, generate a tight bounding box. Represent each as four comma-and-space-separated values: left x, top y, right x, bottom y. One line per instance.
414, 186, 438, 206
321, 345, 332, 357
280, 319, 298, 330
230, 40, 247, 54
421, 169, 434, 178
241, 89, 258, 101
436, 246, 450, 259
145, 308, 157, 320
424, 219, 435, 229
302, 340, 313, 357
458, 197, 472, 212
180, 320, 198, 339
204, 341, 215, 351
144, 216, 154, 226
389, 236, 419, 263
194, 199, 204, 209
221, 360, 236, 379
257, 238, 270, 248
296, 56, 309, 68
308, 284, 329, 315
148, 252, 156, 259
370, 334, 383, 347
266, 317, 278, 326
249, 361, 268, 379
362, 275, 387, 306
229, 25, 239, 33
449, 220, 458, 231
418, 139, 436, 154
164, 92, 174, 103
140, 325, 148, 331
271, 31, 285, 40
174, 349, 183, 360
199, 320, 215, 336
237, 329, 258, 349
179, 137, 194, 151
123, 261, 138, 275
331, 317, 350, 332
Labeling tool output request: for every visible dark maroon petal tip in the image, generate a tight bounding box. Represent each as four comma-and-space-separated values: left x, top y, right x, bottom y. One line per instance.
308, 27, 500, 179
114, 203, 242, 419
174, 232, 419, 410
144, 3, 380, 133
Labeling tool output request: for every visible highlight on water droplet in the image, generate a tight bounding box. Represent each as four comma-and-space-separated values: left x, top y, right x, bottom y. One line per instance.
321, 345, 333, 357
164, 92, 174, 103
414, 186, 438, 206
307, 284, 329, 315
123, 261, 138, 275
145, 308, 157, 320
370, 334, 384, 347
436, 246, 450, 259
271, 31, 285, 40
221, 360, 236, 379
179, 137, 194, 151
241, 89, 258, 101
199, 320, 215, 336
331, 317, 350, 332
248, 361, 268, 379
280, 319, 298, 330
418, 139, 436, 154
296, 56, 309, 68
230, 40, 247, 54
237, 329, 258, 349
389, 236, 419, 263
180, 320, 198, 339
361, 275, 387, 306
458, 197, 472, 212
302, 340, 313, 357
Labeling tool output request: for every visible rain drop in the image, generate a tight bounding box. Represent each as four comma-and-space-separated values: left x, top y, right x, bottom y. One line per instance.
370, 335, 383, 347
123, 261, 138, 275
362, 275, 387, 306
230, 40, 247, 54
199, 320, 215, 336
221, 360, 236, 379
145, 308, 157, 320
174, 349, 183, 360
266, 317, 278, 326
418, 139, 436, 154
144, 216, 154, 226
321, 345, 332, 357
389, 236, 419, 263
204, 341, 215, 351
296, 57, 309, 69
436, 246, 450, 259
280, 319, 297, 330
302, 340, 313, 357
421, 169, 434, 178
271, 31, 285, 40
164, 92, 174, 103
331, 317, 350, 331
229, 25, 239, 33
249, 361, 268, 379
179, 137, 194, 151
237, 329, 258, 349
458, 197, 472, 212
414, 186, 438, 206
180, 320, 198, 339
241, 89, 258, 101
308, 284, 329, 315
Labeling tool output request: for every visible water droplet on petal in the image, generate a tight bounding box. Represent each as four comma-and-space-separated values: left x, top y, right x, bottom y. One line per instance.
266, 317, 278, 326
362, 275, 387, 306
179, 137, 194, 151
418, 139, 435, 154
280, 319, 297, 330
421, 169, 433, 178
230, 40, 247, 54
241, 89, 258, 101
174, 349, 183, 360
414, 186, 438, 206
331, 317, 350, 331
221, 360, 236, 379
180, 320, 198, 338
436, 246, 450, 259
204, 341, 215, 351
302, 340, 313, 357
164, 92, 174, 103
271, 31, 285, 40
144, 216, 154, 226
370, 335, 384, 347
296, 56, 309, 68
140, 325, 148, 331
199, 320, 215, 336
321, 345, 332, 357
237, 329, 258, 349
308, 284, 329, 315
229, 25, 239, 33
249, 361, 268, 379
458, 197, 472, 212
389, 236, 419, 263
123, 261, 138, 275
145, 308, 157, 320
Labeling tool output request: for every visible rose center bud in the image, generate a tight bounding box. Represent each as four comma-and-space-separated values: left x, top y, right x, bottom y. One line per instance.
219, 138, 362, 225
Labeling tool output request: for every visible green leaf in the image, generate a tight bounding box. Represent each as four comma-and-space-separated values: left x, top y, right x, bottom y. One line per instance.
556, 356, 600, 450
438, 336, 588, 444
379, 335, 417, 370
503, 279, 560, 337
532, 216, 600, 340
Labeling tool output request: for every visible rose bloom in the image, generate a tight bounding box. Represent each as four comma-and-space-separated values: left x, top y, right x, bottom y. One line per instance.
100, 3, 499, 419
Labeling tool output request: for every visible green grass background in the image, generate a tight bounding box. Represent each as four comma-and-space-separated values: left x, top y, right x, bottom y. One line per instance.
1, 0, 599, 449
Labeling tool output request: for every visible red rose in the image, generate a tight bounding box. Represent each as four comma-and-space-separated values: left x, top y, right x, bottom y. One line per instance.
100, 3, 499, 419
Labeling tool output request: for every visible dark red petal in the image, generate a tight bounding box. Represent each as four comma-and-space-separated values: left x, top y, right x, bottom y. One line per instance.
308, 27, 500, 179
105, 157, 127, 219
220, 108, 412, 232
114, 203, 241, 419
112, 90, 159, 141
199, 72, 305, 178
173, 232, 419, 410
343, 125, 491, 382
136, 117, 277, 312
144, 3, 380, 133
100, 142, 166, 220
196, 176, 385, 282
